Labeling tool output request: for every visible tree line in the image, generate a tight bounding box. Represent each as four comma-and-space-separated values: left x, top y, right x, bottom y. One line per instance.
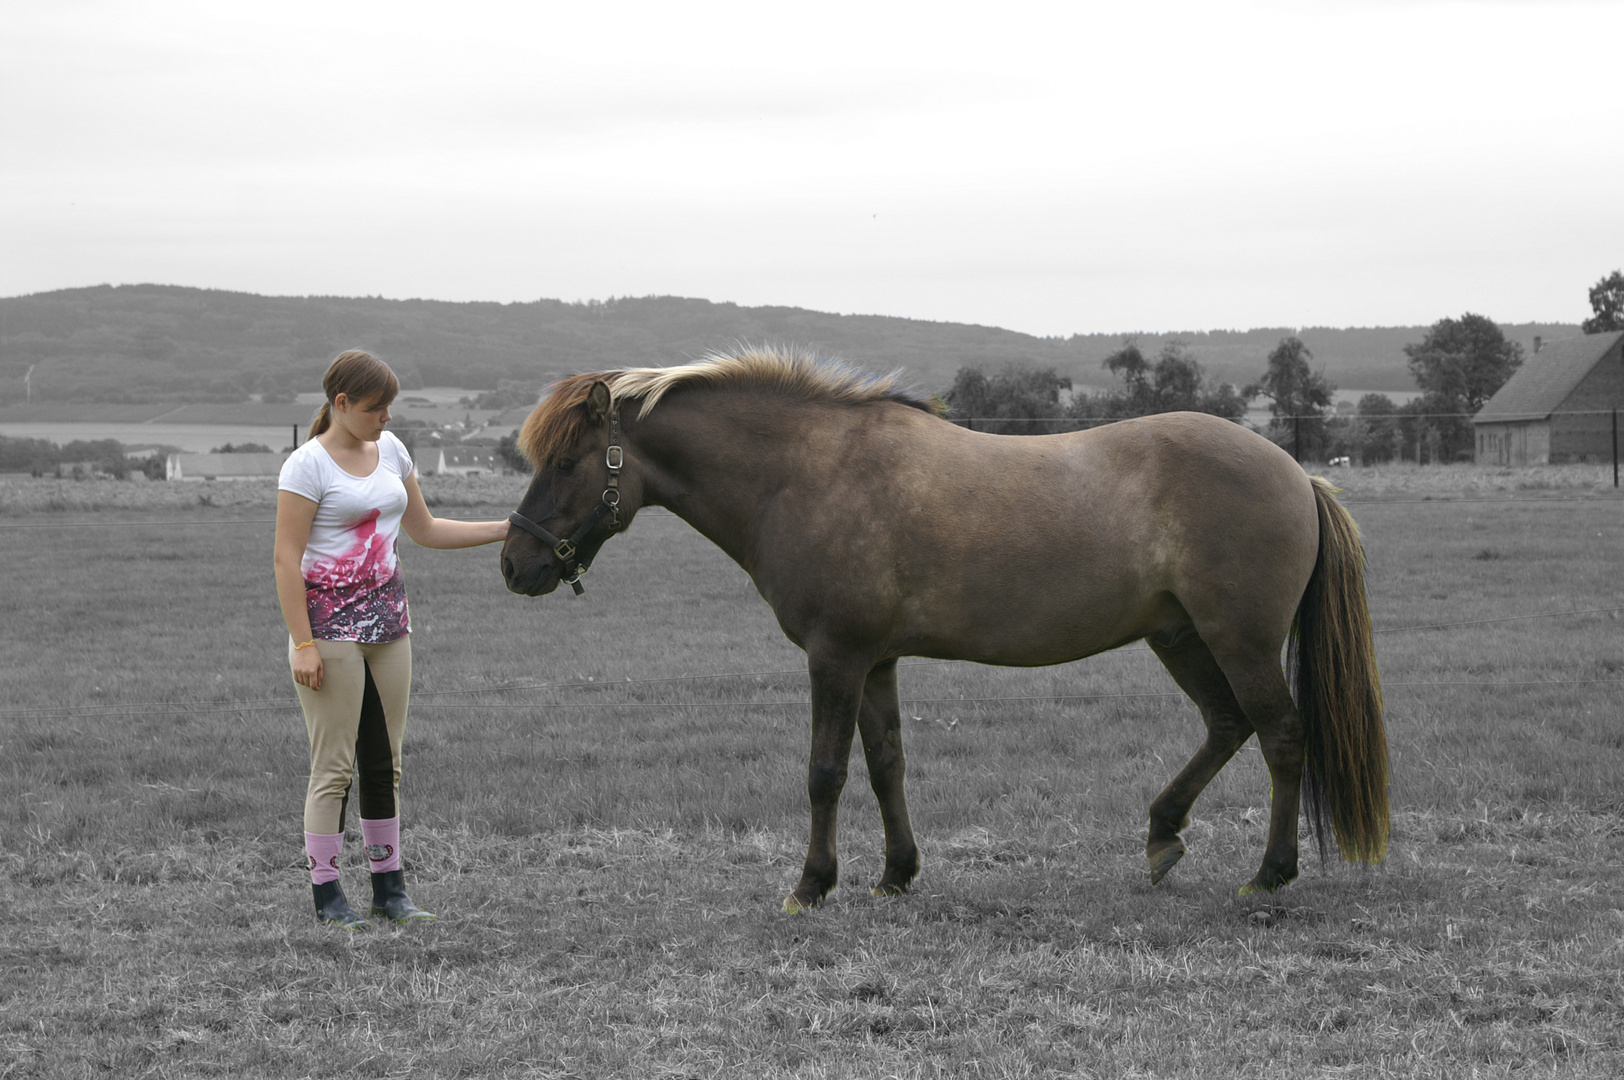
943, 270, 1623, 464
0, 435, 164, 479
0, 436, 280, 478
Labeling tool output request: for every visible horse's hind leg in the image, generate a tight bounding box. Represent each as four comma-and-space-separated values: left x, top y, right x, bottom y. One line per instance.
1146, 634, 1256, 884
856, 660, 920, 897
1210, 648, 1306, 895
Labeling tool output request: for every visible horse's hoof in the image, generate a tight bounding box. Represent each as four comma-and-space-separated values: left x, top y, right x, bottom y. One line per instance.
782, 894, 817, 914
1146, 842, 1185, 886
870, 882, 909, 898
1238, 868, 1295, 896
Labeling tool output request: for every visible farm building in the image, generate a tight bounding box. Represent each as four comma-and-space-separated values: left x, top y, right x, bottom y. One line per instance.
424, 445, 503, 476
1472, 330, 1623, 465
166, 452, 287, 481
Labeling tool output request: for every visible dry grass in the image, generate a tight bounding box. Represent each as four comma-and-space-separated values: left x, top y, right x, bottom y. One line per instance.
2, 465, 1622, 1078
1322, 461, 1618, 500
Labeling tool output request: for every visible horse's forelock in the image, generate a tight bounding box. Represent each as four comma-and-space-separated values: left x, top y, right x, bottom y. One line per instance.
517, 372, 615, 468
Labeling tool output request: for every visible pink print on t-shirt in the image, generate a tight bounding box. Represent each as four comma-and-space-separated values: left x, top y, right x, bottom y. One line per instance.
304, 509, 411, 643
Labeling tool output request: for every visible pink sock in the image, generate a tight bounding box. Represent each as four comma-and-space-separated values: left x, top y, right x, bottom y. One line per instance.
361, 816, 401, 873
305, 832, 343, 885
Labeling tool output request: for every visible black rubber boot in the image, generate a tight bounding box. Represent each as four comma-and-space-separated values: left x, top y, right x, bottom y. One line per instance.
312, 880, 371, 930
370, 870, 435, 924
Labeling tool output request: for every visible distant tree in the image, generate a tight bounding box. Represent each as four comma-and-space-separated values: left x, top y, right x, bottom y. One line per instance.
944, 364, 1072, 434
1082, 340, 1246, 422
58, 438, 128, 478
0, 434, 59, 474
1098, 341, 1155, 415
1582, 269, 1624, 333
497, 432, 529, 473
1352, 393, 1401, 465
1395, 398, 1437, 464
1158, 344, 1248, 421
1403, 314, 1522, 461
1243, 337, 1335, 459
1404, 314, 1523, 412
211, 441, 273, 454
461, 384, 542, 411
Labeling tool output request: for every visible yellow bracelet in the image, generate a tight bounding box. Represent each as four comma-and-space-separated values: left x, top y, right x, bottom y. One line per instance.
293, 640, 317, 650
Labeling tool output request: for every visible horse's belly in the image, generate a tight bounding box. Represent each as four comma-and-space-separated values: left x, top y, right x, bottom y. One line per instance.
900, 578, 1176, 666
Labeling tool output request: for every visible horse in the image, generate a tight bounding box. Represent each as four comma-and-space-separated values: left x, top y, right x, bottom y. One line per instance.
500, 349, 1388, 912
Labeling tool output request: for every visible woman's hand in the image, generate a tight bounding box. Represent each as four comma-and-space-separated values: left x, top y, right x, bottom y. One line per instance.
292, 644, 324, 691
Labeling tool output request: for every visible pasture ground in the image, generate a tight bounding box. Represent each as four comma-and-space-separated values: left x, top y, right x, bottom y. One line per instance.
2, 464, 1622, 1078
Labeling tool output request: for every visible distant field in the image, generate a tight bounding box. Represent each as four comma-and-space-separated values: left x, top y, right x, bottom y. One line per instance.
0, 395, 509, 456
2, 465, 1621, 1077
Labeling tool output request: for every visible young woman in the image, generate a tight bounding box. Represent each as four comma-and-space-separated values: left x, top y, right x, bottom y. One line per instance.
275, 350, 508, 929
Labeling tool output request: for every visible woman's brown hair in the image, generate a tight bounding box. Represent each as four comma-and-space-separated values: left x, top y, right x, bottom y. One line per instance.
308, 350, 400, 439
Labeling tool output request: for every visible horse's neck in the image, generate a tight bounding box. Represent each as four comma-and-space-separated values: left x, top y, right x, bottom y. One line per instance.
633, 393, 833, 571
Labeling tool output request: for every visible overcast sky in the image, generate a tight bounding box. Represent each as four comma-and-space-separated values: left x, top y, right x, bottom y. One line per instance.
2, 0, 1618, 337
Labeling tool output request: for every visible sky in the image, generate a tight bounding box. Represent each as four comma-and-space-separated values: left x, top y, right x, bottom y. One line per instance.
2, 0, 1619, 338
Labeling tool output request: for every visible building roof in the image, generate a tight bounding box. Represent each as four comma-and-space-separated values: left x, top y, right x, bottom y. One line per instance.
172, 452, 287, 477
438, 446, 500, 468
1474, 331, 1623, 423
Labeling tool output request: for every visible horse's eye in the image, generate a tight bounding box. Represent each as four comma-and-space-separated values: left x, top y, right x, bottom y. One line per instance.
555, 458, 575, 475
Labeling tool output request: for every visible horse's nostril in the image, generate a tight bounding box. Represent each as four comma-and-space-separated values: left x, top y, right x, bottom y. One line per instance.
501, 555, 515, 581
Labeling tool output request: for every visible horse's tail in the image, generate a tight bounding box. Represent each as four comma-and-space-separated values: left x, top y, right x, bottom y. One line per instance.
1291, 476, 1389, 865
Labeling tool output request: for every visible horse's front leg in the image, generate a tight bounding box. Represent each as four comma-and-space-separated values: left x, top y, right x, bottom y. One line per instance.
857, 659, 920, 896
783, 653, 867, 913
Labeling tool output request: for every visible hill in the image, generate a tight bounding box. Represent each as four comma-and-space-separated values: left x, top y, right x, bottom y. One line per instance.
0, 284, 1578, 404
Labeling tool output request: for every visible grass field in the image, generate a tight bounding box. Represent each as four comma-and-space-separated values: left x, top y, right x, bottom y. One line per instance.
2, 465, 1622, 1078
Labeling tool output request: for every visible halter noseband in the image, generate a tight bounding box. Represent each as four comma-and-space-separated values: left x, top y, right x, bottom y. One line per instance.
507, 411, 623, 596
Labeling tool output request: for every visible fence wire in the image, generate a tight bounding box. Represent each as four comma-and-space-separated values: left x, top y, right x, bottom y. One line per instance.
4, 607, 1617, 724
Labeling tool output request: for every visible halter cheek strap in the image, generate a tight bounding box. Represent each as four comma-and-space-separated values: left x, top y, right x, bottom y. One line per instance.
507, 411, 624, 596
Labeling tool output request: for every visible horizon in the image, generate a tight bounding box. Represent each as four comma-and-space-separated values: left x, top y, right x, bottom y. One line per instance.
3, 2, 1618, 339
2, 280, 1590, 342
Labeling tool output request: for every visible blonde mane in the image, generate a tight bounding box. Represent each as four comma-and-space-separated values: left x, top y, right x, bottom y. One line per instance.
516, 347, 938, 467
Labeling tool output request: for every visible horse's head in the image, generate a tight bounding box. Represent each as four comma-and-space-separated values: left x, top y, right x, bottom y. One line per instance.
502, 379, 634, 597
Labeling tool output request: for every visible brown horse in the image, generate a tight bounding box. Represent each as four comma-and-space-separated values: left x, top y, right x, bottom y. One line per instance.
501, 350, 1388, 911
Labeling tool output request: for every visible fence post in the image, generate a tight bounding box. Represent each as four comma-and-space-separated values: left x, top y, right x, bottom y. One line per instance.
292, 423, 299, 450
1293, 414, 1301, 462
1613, 409, 1618, 488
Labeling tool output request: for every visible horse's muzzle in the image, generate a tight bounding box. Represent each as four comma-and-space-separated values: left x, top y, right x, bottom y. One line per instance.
501, 549, 560, 597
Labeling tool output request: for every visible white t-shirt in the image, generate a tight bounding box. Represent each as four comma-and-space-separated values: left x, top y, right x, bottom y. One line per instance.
278, 431, 415, 643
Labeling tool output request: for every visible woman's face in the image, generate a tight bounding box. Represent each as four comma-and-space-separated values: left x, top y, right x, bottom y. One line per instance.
334, 393, 392, 441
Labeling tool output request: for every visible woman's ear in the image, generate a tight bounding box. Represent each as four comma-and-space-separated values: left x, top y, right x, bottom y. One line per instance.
331, 392, 350, 413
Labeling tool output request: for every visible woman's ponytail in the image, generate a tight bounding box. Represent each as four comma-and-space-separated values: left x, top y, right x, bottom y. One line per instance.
308, 402, 332, 440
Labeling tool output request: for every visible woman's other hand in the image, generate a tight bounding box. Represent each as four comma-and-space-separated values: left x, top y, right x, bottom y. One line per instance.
293, 645, 324, 691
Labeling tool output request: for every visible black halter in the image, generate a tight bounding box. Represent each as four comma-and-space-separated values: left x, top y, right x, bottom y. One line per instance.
507, 411, 623, 595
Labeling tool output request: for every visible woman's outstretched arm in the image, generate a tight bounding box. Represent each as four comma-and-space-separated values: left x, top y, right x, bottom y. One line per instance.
399, 473, 509, 549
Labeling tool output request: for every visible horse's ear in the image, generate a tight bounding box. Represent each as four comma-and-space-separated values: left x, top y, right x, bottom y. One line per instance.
585, 381, 611, 426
